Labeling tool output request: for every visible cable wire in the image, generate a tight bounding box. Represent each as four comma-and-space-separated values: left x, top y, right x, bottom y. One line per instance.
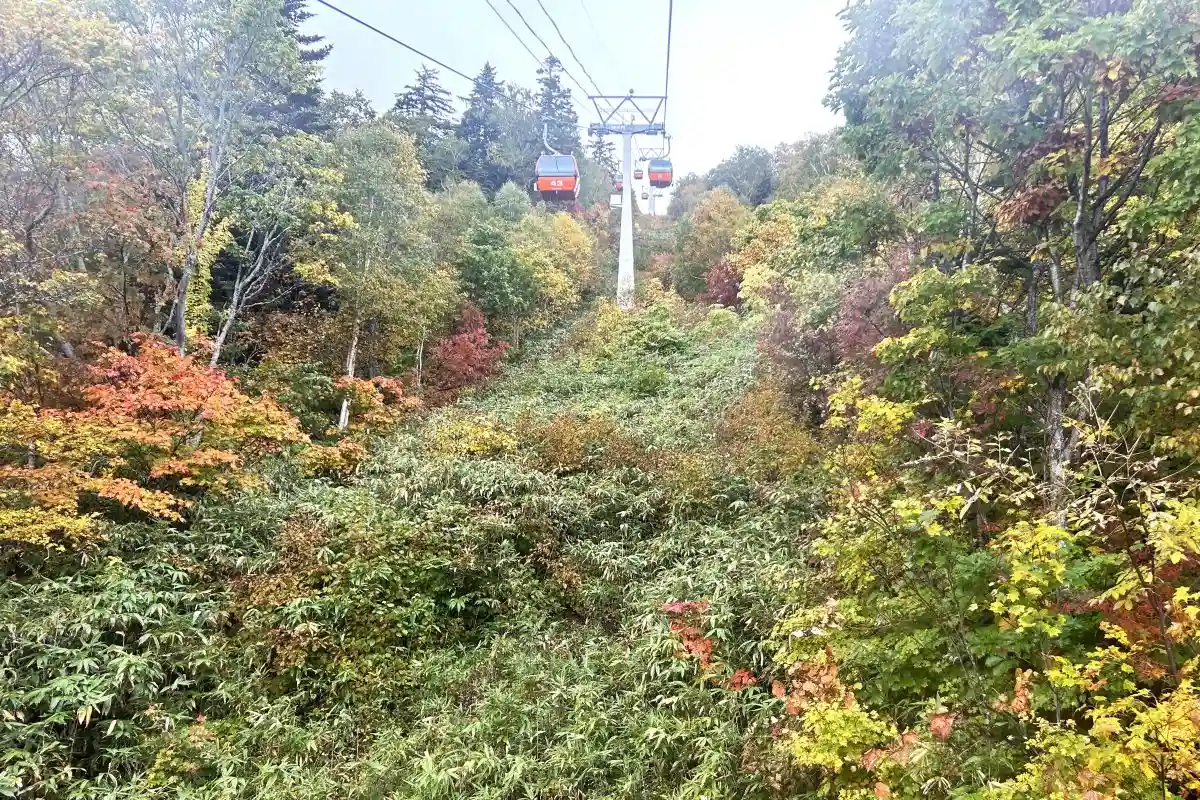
316, 0, 589, 136
663, 0, 674, 129
313, 0, 474, 82
534, 0, 603, 96
501, 0, 594, 100
577, 0, 619, 76
486, 0, 595, 127
483, 0, 544, 67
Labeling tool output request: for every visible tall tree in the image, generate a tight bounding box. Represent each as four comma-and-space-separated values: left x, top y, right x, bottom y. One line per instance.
114, 0, 313, 355
455, 222, 537, 346
674, 188, 750, 295
320, 89, 376, 133
393, 65, 455, 128
536, 56, 580, 155
431, 179, 491, 265
273, 0, 331, 133
392, 65, 461, 190
328, 121, 439, 427
830, 0, 1200, 507
575, 156, 612, 208
0, 0, 127, 362
457, 63, 507, 193
667, 173, 707, 220
773, 131, 855, 199
707, 145, 776, 206
588, 134, 619, 177
208, 133, 348, 365
492, 85, 542, 192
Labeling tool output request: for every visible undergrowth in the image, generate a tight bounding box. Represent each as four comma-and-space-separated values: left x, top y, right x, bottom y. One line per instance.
2, 299, 816, 799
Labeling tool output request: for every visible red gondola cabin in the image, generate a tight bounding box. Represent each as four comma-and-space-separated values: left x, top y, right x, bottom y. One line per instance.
535, 154, 580, 202
648, 158, 673, 188
633, 167, 644, 180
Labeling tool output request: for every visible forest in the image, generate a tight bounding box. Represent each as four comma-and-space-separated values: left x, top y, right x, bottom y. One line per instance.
3, 0, 1200, 798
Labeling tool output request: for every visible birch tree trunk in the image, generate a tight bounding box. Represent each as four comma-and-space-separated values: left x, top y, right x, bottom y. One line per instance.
414, 336, 425, 391
337, 322, 360, 430
209, 288, 241, 367
173, 154, 220, 355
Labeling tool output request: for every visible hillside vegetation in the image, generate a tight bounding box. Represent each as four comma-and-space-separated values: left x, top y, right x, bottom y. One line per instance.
6, 0, 1200, 798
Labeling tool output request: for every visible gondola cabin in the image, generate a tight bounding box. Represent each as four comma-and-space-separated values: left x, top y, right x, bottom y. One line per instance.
633, 167, 644, 180
535, 154, 580, 202
648, 158, 673, 188
641, 189, 649, 200
614, 177, 623, 192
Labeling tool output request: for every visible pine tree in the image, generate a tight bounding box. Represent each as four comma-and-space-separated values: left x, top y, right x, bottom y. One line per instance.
536, 56, 580, 155
589, 134, 618, 177
393, 65, 455, 130
276, 0, 330, 133
284, 0, 331, 62
457, 63, 507, 193
392, 65, 461, 190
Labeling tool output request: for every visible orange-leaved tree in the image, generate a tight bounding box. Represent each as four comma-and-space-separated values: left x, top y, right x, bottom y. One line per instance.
0, 335, 305, 548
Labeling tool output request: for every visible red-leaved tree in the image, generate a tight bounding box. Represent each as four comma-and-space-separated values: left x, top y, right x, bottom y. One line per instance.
701, 258, 742, 308
0, 336, 305, 548
424, 304, 509, 395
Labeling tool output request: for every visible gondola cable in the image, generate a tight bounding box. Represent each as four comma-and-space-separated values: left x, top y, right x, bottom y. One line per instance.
533, 0, 604, 96
313, 0, 474, 82
314, 0, 588, 136
576, 0, 620, 78
482, 0, 545, 68
663, 0, 674, 129
500, 0, 595, 101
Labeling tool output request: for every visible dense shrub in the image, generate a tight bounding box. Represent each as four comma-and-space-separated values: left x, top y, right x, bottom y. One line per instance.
0, 336, 304, 549
424, 304, 509, 394
702, 258, 742, 308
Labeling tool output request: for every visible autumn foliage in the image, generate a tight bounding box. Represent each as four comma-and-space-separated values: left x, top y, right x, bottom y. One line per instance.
662, 600, 715, 670
334, 375, 421, 433
0, 336, 304, 547
424, 304, 509, 394
701, 258, 742, 308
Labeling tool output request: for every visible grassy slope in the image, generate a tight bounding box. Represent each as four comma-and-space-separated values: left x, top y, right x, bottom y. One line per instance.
3, 300, 816, 800
328, 302, 816, 800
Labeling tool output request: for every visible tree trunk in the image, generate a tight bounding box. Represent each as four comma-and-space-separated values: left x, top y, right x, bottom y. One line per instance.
1046, 372, 1075, 521
1025, 262, 1041, 335
209, 297, 239, 367
1072, 212, 1100, 289
172, 250, 196, 354
414, 337, 424, 391
337, 323, 360, 431
1072, 83, 1099, 290
173, 148, 221, 355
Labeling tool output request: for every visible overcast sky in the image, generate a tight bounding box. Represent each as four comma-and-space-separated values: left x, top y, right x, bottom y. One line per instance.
308, 0, 847, 178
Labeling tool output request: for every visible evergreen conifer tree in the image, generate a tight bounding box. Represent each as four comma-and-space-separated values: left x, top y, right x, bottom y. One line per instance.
458, 63, 507, 193
276, 0, 330, 133
393, 65, 455, 130
536, 56, 580, 154
588, 134, 618, 177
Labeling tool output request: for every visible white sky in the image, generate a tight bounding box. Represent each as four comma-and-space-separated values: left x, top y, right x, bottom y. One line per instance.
308, 0, 846, 177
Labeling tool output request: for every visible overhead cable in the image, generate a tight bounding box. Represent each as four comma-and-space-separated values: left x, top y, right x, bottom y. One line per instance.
534, 0, 604, 96
663, 0, 674, 128
577, 0, 620, 76
315, 0, 588, 134
483, 0, 545, 67
500, 0, 595, 101
313, 0, 474, 82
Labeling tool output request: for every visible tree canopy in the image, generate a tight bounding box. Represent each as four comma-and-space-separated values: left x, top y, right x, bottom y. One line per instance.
7, 1, 1200, 799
